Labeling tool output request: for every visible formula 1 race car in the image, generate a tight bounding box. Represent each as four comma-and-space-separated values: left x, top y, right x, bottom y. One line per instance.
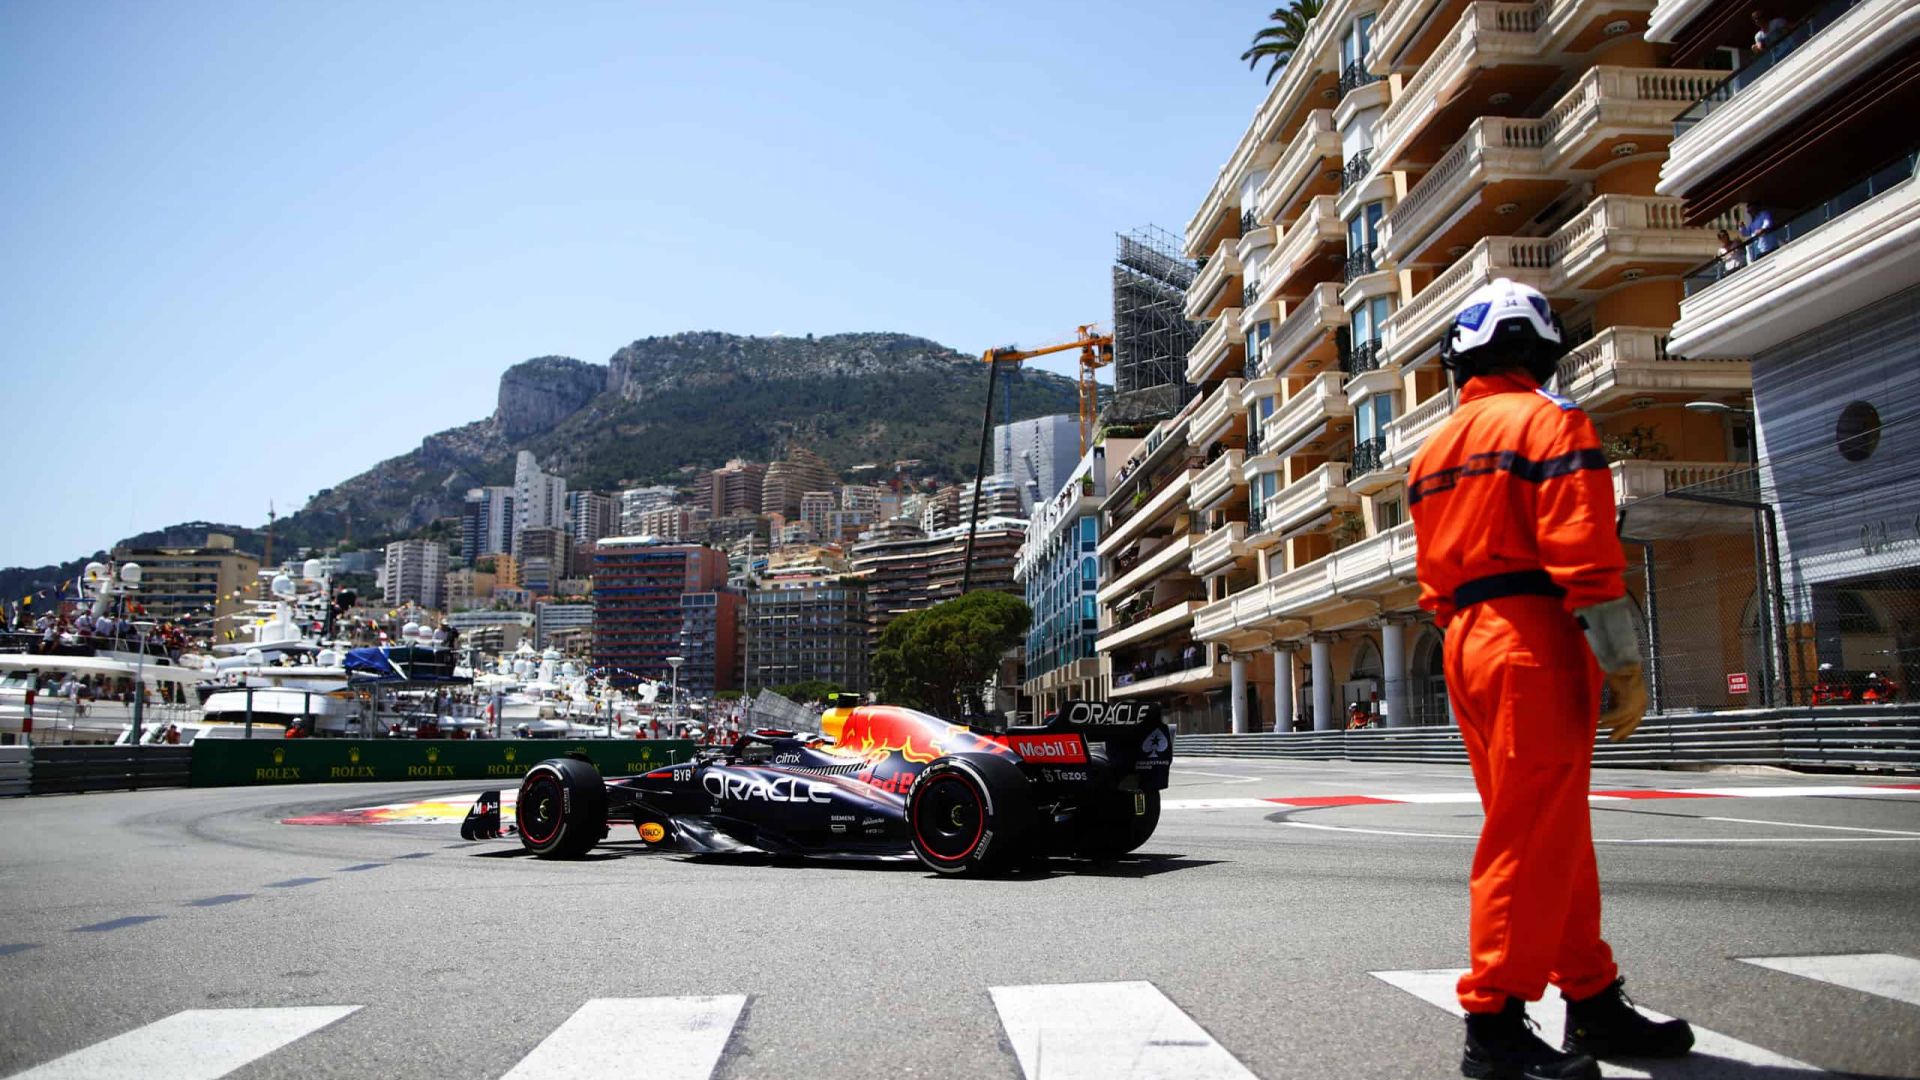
460, 700, 1172, 875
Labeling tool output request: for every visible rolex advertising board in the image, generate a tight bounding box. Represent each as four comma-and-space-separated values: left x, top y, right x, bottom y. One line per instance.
189, 739, 696, 787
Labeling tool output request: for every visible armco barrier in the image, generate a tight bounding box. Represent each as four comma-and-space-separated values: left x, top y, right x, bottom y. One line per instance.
1172, 706, 1920, 772
26, 746, 194, 794
1, 747, 30, 796
188, 738, 696, 787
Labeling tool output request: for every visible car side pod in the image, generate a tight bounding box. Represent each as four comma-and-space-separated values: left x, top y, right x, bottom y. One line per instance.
460, 790, 505, 840
907, 753, 1035, 876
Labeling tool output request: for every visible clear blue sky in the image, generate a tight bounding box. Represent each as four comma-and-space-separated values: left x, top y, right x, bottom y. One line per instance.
1, 1, 1270, 568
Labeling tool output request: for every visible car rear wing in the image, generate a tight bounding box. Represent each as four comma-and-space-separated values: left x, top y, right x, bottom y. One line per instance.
1007, 701, 1172, 790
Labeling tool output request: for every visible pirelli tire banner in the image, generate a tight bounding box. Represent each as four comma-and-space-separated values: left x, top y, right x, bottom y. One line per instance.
188, 739, 696, 787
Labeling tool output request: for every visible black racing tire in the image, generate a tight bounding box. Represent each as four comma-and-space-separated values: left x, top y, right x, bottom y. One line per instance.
908, 754, 1034, 876
516, 757, 608, 859
1079, 788, 1161, 858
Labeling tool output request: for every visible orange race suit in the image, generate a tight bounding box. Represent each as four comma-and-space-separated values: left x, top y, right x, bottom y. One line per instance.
1408, 370, 1626, 1015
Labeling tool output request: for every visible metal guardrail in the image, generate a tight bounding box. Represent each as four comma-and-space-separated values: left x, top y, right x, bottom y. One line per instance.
0, 747, 28, 796
1172, 707, 1920, 772
18, 746, 195, 795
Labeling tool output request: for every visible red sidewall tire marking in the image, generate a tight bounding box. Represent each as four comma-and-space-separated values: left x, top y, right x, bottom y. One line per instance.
913, 772, 986, 862
519, 773, 564, 847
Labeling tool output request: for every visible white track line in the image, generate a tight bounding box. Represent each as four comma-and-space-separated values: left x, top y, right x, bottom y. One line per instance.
1702, 816, 1920, 837
1737, 954, 1920, 1009
8, 1006, 359, 1080
1370, 969, 1825, 1076
500, 995, 745, 1080
990, 981, 1258, 1080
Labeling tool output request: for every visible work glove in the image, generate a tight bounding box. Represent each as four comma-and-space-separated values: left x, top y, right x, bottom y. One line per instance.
1599, 663, 1647, 742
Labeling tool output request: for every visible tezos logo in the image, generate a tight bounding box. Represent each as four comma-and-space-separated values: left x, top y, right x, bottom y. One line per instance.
1140, 729, 1170, 756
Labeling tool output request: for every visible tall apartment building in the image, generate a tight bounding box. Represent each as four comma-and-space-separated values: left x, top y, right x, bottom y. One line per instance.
1653, 0, 1920, 701
799, 491, 837, 539
849, 517, 1026, 643
511, 451, 567, 555
635, 505, 705, 542
462, 486, 515, 559
918, 486, 962, 533
1016, 437, 1141, 716
695, 459, 767, 518
840, 484, 887, 518
382, 539, 449, 611
566, 491, 615, 548
994, 414, 1081, 513
618, 485, 678, 534
109, 534, 261, 632
1118, 0, 1747, 733
677, 587, 744, 696
535, 601, 595, 650
761, 448, 837, 517
443, 567, 496, 611
958, 475, 1027, 524
745, 571, 870, 693
515, 526, 572, 596
591, 538, 730, 687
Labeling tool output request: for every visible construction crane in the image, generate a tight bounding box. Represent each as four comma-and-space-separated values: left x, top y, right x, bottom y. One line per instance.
961, 324, 1115, 595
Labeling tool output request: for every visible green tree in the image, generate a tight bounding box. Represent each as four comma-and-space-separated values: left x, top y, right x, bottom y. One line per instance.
774, 679, 844, 703
871, 591, 1031, 717
1241, 0, 1325, 84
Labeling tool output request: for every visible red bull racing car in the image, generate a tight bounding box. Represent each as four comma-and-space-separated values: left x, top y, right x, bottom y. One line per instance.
460, 700, 1172, 875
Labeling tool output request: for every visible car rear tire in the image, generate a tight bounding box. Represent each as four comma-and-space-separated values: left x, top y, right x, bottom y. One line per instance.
1079, 788, 1160, 858
517, 757, 607, 859
908, 754, 1033, 876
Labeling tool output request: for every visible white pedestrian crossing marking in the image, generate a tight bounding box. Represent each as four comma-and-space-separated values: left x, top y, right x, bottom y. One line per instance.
1371, 968, 1827, 1077
1738, 953, 1920, 1009
7, 1005, 358, 1080
990, 980, 1258, 1080
499, 995, 746, 1080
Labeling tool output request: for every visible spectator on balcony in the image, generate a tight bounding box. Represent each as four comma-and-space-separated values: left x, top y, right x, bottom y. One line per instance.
1750, 10, 1790, 53
1743, 205, 1778, 260
1716, 229, 1746, 277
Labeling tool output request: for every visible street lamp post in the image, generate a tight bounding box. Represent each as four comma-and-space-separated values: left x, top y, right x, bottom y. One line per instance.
119, 563, 145, 744
667, 656, 685, 736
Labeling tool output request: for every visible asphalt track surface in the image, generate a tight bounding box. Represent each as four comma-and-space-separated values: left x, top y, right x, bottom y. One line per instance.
2, 759, 1918, 1079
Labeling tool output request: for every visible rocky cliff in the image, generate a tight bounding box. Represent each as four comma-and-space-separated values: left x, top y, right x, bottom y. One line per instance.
495, 355, 606, 439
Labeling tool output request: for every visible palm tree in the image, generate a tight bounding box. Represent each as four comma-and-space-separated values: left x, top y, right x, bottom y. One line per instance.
1241, 0, 1326, 84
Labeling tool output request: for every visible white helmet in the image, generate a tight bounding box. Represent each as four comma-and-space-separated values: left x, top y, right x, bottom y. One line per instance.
1440, 278, 1566, 385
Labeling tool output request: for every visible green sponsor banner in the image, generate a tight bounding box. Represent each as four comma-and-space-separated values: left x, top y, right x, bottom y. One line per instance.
189, 739, 696, 787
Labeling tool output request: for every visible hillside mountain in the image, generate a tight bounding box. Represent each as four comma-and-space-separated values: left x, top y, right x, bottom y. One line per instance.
2, 332, 1080, 598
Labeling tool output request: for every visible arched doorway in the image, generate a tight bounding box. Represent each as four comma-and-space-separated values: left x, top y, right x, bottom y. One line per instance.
1410, 629, 1448, 726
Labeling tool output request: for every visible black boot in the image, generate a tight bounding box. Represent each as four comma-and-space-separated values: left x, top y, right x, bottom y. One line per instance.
1463, 998, 1600, 1080
1564, 978, 1695, 1059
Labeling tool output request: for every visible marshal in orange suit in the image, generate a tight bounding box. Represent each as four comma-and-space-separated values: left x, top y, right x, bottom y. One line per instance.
1409, 279, 1693, 1080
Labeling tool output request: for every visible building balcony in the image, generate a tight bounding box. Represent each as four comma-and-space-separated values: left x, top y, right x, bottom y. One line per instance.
1190, 521, 1252, 578
1187, 309, 1246, 385
1385, 389, 1455, 470
1380, 68, 1721, 265
1192, 520, 1416, 643
1259, 281, 1346, 378
1255, 372, 1354, 460
1098, 468, 1198, 558
1381, 237, 1553, 366
1671, 155, 1920, 359
1341, 338, 1399, 400
1373, 2, 1549, 171
1190, 448, 1249, 513
1347, 435, 1404, 496
1370, 0, 1456, 75
1613, 461, 1759, 539
1257, 195, 1345, 305
1249, 462, 1360, 541
1188, 379, 1247, 453
1234, 224, 1278, 273
1185, 238, 1243, 321
1096, 599, 1205, 654
1549, 194, 1722, 289
1098, 534, 1202, 605
1555, 325, 1750, 408
1338, 147, 1374, 195
1662, 0, 1912, 200
1110, 658, 1231, 699
1254, 109, 1340, 228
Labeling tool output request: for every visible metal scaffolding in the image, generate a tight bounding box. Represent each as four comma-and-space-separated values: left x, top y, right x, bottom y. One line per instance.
1109, 226, 1200, 424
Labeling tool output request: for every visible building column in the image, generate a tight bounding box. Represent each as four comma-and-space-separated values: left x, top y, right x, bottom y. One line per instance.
1310, 635, 1336, 732
1273, 646, 1295, 733
1381, 618, 1411, 728
1229, 653, 1249, 734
